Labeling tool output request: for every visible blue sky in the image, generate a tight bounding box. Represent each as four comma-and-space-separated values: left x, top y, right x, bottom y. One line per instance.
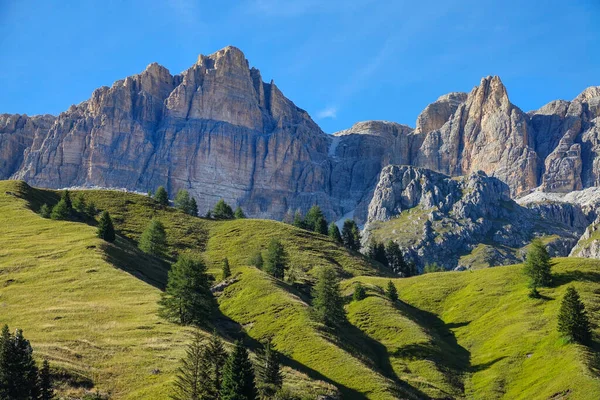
1, 0, 598, 133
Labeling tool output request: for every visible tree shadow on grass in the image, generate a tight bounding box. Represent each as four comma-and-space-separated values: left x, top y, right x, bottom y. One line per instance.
552, 270, 600, 286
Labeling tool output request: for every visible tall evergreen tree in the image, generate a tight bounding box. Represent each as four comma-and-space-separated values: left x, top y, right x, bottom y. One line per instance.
201, 331, 228, 398
73, 193, 87, 214
39, 203, 51, 219
304, 205, 327, 234
367, 241, 388, 266
139, 219, 168, 256
154, 186, 169, 206
234, 206, 246, 219
342, 219, 361, 251
220, 341, 258, 400
86, 201, 97, 217
159, 255, 216, 326
558, 287, 591, 344
97, 211, 116, 242
263, 239, 287, 279
328, 222, 343, 244
0, 326, 39, 400
385, 280, 398, 302
39, 359, 54, 400
249, 251, 264, 270
213, 199, 234, 220
171, 331, 204, 400
292, 210, 305, 229
353, 283, 367, 301
257, 338, 282, 397
189, 197, 199, 217
50, 199, 70, 220
61, 190, 73, 211
174, 190, 198, 216
312, 266, 346, 327
523, 239, 553, 288
222, 258, 232, 280
385, 241, 409, 276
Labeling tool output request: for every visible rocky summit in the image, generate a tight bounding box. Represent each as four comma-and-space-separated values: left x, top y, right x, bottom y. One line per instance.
1, 45, 600, 268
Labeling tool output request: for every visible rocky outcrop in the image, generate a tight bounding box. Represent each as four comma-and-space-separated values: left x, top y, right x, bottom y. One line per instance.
1, 46, 599, 227
364, 165, 582, 270
570, 217, 600, 259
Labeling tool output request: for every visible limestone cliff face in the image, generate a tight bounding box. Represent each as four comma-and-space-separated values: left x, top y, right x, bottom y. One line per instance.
415, 76, 539, 196
1, 46, 599, 225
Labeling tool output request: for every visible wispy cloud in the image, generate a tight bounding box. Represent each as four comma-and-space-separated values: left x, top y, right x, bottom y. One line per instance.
316, 106, 338, 119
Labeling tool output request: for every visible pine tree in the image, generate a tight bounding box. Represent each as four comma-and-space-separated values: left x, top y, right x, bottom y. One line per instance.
222, 258, 232, 280
139, 219, 167, 256
249, 251, 264, 269
50, 199, 70, 220
39, 203, 51, 219
86, 201, 97, 217
174, 190, 192, 214
234, 206, 246, 219
154, 186, 169, 206
220, 341, 258, 400
0, 326, 39, 400
73, 193, 87, 213
39, 359, 54, 400
558, 286, 591, 344
257, 338, 282, 397
342, 219, 361, 251
0, 325, 13, 399
292, 210, 305, 229
189, 197, 199, 217
328, 222, 342, 244
97, 211, 116, 242
353, 283, 366, 301
523, 239, 553, 287
385, 241, 409, 276
159, 255, 216, 326
213, 199, 234, 219
200, 331, 228, 398
264, 239, 287, 279
171, 331, 204, 400
305, 205, 327, 234
367, 241, 387, 267
385, 280, 398, 302
61, 190, 73, 211
312, 266, 346, 327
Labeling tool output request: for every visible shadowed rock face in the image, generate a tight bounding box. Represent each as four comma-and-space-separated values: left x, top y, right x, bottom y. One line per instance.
1, 46, 599, 223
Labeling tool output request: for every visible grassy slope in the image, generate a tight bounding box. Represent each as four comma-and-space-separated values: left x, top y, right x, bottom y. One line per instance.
349, 259, 600, 399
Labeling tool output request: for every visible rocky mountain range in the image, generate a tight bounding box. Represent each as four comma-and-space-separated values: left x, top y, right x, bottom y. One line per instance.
1, 45, 599, 268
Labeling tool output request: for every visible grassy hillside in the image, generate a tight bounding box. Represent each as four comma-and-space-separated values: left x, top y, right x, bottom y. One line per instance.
1, 180, 599, 399
347, 259, 600, 399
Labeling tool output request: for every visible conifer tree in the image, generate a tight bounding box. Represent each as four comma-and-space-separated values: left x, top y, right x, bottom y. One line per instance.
154, 186, 169, 206
61, 190, 73, 211
200, 331, 228, 398
558, 286, 591, 344
86, 201, 97, 217
174, 190, 196, 215
249, 251, 264, 269
39, 203, 51, 219
213, 199, 234, 219
73, 193, 87, 213
159, 255, 215, 326
0, 326, 39, 400
312, 266, 346, 327
222, 258, 232, 280
523, 239, 553, 287
385, 280, 398, 302
385, 240, 409, 276
257, 338, 282, 397
189, 197, 199, 217
171, 331, 204, 400
353, 283, 366, 301
342, 219, 361, 251
367, 241, 387, 266
50, 199, 70, 220
292, 210, 305, 229
139, 219, 167, 256
39, 359, 54, 400
264, 239, 287, 279
220, 341, 258, 400
305, 205, 327, 234
328, 222, 343, 244
97, 211, 116, 242
234, 206, 246, 219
